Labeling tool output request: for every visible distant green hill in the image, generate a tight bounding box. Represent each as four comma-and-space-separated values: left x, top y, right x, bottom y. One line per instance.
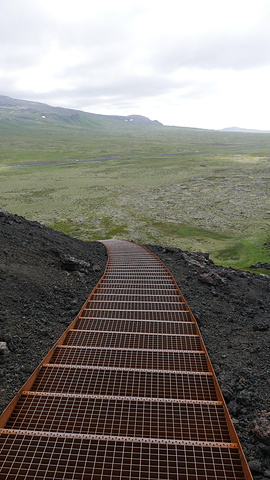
0, 95, 162, 128
1, 94, 270, 167
220, 126, 270, 133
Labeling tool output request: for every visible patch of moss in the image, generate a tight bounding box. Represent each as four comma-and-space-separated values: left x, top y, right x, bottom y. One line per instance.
154, 222, 229, 241
48, 216, 128, 242
213, 235, 270, 271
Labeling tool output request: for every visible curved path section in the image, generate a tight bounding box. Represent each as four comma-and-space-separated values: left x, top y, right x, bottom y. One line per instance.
0, 239, 252, 479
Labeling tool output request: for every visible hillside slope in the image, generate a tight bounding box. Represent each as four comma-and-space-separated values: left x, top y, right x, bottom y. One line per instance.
0, 209, 269, 477
0, 95, 162, 128
221, 127, 270, 133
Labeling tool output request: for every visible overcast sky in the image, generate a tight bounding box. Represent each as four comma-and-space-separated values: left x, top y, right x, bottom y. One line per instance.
1, 0, 270, 130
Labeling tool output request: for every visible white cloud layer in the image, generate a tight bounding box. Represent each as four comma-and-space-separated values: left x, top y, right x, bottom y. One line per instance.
1, 0, 270, 129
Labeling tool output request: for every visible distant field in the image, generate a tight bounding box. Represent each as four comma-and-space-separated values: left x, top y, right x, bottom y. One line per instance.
0, 98, 270, 272
1, 151, 269, 272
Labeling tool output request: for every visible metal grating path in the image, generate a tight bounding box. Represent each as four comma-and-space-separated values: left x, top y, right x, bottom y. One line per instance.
0, 239, 252, 479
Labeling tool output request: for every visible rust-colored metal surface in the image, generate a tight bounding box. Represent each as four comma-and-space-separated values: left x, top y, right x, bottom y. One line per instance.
0, 239, 252, 479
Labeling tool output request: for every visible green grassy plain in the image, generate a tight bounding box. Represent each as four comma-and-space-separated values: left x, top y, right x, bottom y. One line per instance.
0, 97, 270, 272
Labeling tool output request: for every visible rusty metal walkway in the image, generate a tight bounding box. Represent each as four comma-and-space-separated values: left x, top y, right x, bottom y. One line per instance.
0, 239, 252, 479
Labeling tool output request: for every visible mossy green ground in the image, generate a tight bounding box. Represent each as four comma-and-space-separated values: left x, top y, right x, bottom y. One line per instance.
1, 147, 269, 272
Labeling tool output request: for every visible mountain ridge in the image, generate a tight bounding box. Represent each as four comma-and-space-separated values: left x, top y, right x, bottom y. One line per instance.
0, 94, 162, 127
220, 126, 270, 133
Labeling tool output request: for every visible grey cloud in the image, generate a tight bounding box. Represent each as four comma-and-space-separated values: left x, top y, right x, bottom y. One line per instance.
54, 75, 182, 101
60, 46, 129, 80
56, 13, 131, 49
0, 1, 57, 71
0, 2, 133, 80
24, 72, 210, 115
0, 55, 213, 113
0, 46, 43, 69
150, 30, 270, 72
0, 1, 50, 45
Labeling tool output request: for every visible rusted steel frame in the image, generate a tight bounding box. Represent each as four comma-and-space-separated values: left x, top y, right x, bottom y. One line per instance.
0, 238, 253, 480
0, 429, 238, 448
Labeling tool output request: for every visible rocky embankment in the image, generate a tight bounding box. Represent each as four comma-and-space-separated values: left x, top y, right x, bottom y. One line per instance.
0, 209, 269, 478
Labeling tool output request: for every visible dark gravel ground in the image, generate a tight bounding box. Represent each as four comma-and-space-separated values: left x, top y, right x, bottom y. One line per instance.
0, 209, 107, 408
0, 209, 269, 479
